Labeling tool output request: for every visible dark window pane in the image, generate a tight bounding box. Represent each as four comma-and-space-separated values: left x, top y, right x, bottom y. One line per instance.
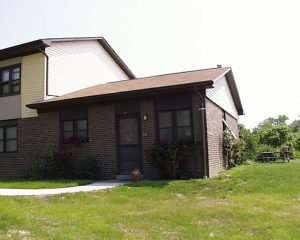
6, 126, 17, 139
6, 139, 17, 152
159, 111, 172, 128
63, 121, 73, 132
159, 128, 173, 142
0, 128, 3, 140
1, 69, 9, 82
76, 119, 87, 130
177, 127, 192, 141
0, 140, 3, 152
120, 118, 138, 145
12, 67, 20, 80
63, 131, 73, 139
177, 110, 191, 126
2, 84, 10, 94
12, 84, 20, 93
77, 130, 87, 139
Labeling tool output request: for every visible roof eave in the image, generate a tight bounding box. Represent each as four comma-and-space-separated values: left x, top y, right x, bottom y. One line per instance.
97, 38, 136, 79
225, 69, 244, 115
27, 81, 214, 111
0, 40, 49, 61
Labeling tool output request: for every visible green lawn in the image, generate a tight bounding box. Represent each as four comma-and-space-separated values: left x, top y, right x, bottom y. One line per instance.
0, 179, 91, 189
0, 161, 300, 239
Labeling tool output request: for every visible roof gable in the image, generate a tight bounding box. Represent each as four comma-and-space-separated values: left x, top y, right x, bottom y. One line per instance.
0, 37, 135, 79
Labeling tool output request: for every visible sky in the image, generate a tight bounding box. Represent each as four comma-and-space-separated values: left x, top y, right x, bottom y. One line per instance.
1, 0, 300, 129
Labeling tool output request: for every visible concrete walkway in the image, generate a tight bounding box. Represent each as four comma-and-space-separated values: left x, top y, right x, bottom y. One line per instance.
0, 181, 126, 196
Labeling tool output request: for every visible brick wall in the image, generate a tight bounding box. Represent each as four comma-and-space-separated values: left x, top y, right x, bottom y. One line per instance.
140, 94, 205, 179
0, 112, 60, 179
140, 98, 160, 179
0, 95, 209, 179
205, 98, 224, 178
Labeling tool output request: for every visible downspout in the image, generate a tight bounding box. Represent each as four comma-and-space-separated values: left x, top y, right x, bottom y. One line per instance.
36, 46, 58, 97
194, 87, 208, 179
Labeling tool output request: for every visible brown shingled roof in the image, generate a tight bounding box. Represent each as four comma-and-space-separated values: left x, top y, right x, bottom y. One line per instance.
28, 67, 231, 110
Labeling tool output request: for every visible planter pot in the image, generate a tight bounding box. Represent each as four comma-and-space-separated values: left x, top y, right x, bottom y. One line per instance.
130, 169, 141, 182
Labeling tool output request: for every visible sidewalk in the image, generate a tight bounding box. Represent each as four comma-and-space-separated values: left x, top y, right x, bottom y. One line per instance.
0, 181, 126, 196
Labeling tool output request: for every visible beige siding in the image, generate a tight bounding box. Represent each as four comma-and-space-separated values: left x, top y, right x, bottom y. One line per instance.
0, 95, 21, 120
21, 53, 45, 118
206, 98, 225, 178
0, 57, 22, 68
0, 57, 22, 120
206, 75, 238, 119
46, 40, 129, 97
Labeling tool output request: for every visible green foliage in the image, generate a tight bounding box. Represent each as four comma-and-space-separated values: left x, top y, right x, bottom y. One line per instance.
256, 125, 292, 148
148, 142, 191, 179
239, 124, 258, 159
256, 115, 289, 129
290, 119, 300, 133
24, 149, 99, 179
223, 130, 247, 167
74, 154, 98, 179
295, 134, 300, 151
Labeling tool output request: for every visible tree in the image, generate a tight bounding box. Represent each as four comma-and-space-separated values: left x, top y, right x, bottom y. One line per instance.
239, 124, 258, 159
289, 119, 300, 134
258, 125, 292, 148
256, 115, 289, 130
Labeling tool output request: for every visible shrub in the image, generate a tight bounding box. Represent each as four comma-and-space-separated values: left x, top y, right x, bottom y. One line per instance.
223, 130, 246, 168
23, 147, 74, 179
74, 154, 98, 179
148, 141, 191, 179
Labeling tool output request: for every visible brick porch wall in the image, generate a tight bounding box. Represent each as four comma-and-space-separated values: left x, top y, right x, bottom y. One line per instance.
140, 95, 205, 179
206, 98, 224, 178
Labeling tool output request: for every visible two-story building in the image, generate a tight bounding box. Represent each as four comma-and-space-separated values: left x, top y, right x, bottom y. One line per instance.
0, 37, 243, 179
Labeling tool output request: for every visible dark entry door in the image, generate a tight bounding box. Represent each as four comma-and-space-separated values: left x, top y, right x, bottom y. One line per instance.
117, 114, 142, 175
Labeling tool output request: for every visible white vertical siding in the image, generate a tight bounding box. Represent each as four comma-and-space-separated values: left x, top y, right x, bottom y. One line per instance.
206, 75, 238, 119
0, 95, 21, 120
46, 40, 129, 97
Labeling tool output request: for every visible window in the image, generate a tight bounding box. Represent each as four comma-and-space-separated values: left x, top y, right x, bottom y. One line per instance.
157, 109, 192, 142
0, 65, 21, 96
0, 126, 17, 153
62, 119, 88, 144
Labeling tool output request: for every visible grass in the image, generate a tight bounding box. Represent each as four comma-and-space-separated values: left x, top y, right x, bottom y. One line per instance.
0, 179, 91, 189
0, 161, 299, 239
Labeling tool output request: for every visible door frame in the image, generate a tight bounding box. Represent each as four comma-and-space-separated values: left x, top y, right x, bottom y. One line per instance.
116, 113, 143, 175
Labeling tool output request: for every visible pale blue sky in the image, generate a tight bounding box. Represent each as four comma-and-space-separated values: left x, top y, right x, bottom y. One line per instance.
1, 0, 300, 128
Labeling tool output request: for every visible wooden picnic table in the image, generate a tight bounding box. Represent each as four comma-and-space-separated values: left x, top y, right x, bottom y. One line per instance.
261, 151, 276, 162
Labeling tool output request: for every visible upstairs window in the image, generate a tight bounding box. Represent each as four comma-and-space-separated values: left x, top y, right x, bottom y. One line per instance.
0, 65, 21, 96
157, 109, 193, 143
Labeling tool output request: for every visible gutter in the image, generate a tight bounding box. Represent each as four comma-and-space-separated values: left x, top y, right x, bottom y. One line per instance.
194, 87, 208, 179
35, 45, 58, 97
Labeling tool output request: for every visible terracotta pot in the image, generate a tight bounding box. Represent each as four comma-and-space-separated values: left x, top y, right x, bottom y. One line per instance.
130, 169, 141, 182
